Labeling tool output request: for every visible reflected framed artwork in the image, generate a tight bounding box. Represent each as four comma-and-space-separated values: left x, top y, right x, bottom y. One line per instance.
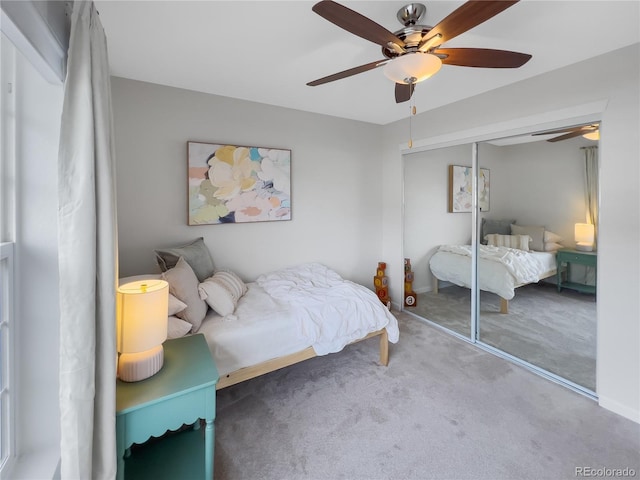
448, 165, 490, 213
188, 141, 291, 225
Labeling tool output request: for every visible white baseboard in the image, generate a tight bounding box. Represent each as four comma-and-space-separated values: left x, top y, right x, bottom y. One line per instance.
413, 281, 454, 295
598, 396, 640, 424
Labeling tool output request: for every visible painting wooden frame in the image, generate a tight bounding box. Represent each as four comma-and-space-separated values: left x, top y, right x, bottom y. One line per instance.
448, 165, 490, 213
187, 141, 291, 225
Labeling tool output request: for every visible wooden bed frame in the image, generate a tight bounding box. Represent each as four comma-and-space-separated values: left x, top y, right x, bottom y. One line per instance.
432, 268, 557, 314
216, 328, 389, 390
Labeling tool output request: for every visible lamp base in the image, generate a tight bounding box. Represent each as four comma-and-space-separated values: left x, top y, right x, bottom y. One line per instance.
575, 242, 594, 252
118, 344, 164, 382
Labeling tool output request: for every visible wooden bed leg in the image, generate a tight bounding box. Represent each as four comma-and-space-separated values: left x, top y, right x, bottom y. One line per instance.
433, 277, 439, 294
500, 298, 509, 314
379, 329, 389, 366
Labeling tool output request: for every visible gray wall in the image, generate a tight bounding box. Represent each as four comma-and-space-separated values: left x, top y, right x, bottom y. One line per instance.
112, 78, 386, 287
382, 44, 640, 422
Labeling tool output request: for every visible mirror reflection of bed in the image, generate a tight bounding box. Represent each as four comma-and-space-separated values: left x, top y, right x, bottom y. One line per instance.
403, 125, 598, 393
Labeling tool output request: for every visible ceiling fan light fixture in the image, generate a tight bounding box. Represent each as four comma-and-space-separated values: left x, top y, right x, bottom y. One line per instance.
583, 131, 600, 141
383, 52, 442, 85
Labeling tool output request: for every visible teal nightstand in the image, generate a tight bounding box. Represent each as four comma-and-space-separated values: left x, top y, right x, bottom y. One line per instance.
116, 334, 219, 480
556, 248, 597, 295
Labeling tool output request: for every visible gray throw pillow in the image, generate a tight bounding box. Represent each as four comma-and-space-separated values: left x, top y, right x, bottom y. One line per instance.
155, 237, 215, 282
511, 224, 546, 252
481, 218, 516, 244
161, 257, 208, 331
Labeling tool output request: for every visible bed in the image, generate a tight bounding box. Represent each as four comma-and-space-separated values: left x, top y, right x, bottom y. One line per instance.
122, 243, 399, 390
198, 263, 399, 389
429, 244, 557, 314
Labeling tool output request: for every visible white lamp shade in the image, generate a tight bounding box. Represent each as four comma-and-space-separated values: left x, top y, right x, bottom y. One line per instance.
575, 223, 595, 251
116, 279, 169, 354
383, 53, 442, 84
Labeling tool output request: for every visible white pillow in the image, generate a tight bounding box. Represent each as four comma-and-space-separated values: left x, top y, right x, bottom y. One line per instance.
198, 270, 247, 317
544, 230, 563, 243
168, 294, 187, 316
485, 233, 532, 251
167, 315, 192, 339
544, 242, 563, 252
162, 257, 208, 331
511, 224, 545, 251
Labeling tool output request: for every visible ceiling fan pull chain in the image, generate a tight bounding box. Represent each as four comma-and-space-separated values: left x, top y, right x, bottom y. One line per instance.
408, 102, 417, 148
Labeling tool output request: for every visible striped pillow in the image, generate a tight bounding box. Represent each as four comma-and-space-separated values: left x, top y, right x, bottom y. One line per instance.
198, 270, 247, 317
484, 233, 532, 251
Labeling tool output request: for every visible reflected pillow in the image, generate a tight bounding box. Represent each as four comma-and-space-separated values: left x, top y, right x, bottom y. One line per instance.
511, 224, 545, 252
544, 242, 563, 252
485, 233, 532, 251
544, 230, 564, 244
155, 237, 215, 283
481, 218, 516, 245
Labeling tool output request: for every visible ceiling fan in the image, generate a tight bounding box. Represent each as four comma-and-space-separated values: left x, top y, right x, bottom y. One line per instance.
307, 0, 532, 103
532, 124, 600, 142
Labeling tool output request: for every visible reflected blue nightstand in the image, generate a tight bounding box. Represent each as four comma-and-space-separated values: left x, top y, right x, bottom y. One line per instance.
556, 248, 597, 295
116, 334, 218, 480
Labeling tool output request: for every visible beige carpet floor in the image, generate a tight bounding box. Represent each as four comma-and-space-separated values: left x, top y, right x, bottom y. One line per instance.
410, 282, 596, 391
210, 313, 636, 480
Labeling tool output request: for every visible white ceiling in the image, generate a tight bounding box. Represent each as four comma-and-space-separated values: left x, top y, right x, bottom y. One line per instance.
95, 0, 640, 125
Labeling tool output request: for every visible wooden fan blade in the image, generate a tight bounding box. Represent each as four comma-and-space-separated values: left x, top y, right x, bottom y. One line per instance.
307, 59, 387, 86
437, 48, 531, 68
395, 83, 415, 103
546, 130, 590, 142
428, 0, 519, 45
312, 0, 405, 48
532, 125, 598, 136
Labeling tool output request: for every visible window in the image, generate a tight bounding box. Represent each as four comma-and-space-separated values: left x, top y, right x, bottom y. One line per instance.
0, 243, 14, 472
0, 32, 16, 475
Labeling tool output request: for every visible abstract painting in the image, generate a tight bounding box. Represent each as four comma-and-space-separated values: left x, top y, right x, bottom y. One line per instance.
188, 142, 291, 225
448, 165, 490, 213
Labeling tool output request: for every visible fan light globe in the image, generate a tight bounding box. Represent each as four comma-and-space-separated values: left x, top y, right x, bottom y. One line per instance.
383, 53, 442, 85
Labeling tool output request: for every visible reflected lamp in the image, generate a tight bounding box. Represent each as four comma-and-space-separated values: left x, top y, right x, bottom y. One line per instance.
574, 223, 595, 252
116, 279, 169, 382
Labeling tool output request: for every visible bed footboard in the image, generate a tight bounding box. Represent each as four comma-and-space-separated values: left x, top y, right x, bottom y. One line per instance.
216, 328, 389, 390
500, 297, 509, 314
379, 328, 389, 366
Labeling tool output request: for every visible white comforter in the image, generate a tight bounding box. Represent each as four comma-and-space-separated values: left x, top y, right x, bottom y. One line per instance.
430, 245, 556, 300
438, 244, 546, 284
257, 263, 400, 355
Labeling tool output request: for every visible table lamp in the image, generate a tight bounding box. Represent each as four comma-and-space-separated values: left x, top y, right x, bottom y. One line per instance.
575, 223, 595, 252
117, 279, 169, 382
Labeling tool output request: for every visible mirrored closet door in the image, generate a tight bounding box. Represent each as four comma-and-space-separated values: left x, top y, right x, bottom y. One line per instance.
403, 123, 598, 394
476, 130, 598, 393
404, 144, 474, 340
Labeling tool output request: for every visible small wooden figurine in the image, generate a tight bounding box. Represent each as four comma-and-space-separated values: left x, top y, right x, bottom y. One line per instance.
404, 258, 417, 307
374, 262, 391, 310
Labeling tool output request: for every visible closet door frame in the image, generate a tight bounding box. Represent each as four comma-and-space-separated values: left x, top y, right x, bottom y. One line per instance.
400, 102, 604, 399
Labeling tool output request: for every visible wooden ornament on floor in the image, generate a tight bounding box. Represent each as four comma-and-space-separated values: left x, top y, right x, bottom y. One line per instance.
404, 258, 417, 307
374, 262, 391, 310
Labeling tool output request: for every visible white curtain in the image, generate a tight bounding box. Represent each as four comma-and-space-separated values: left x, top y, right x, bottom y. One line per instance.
58, 2, 117, 479
583, 145, 599, 247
